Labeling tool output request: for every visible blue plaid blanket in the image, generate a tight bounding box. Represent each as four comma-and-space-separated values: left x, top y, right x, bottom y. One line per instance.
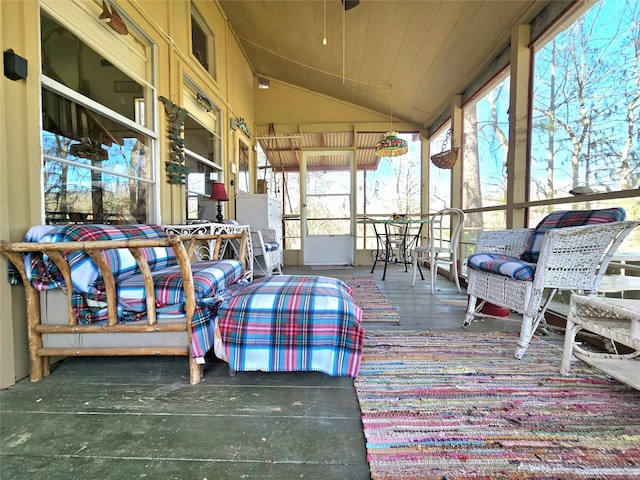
15, 224, 176, 292
10, 224, 247, 358
216, 275, 365, 377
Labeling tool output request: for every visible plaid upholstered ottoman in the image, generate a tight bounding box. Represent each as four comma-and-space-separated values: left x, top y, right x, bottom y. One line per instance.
215, 275, 365, 377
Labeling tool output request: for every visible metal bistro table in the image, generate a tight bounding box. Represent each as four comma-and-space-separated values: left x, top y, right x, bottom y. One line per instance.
359, 218, 434, 281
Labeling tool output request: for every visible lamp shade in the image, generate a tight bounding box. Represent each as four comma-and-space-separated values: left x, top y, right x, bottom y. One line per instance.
375, 132, 408, 157
210, 182, 229, 201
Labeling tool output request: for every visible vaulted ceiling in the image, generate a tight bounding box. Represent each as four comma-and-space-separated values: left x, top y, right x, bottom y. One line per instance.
218, 0, 552, 131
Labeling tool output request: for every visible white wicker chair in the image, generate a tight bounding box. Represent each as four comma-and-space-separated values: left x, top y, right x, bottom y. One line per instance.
163, 222, 254, 280
411, 208, 465, 294
251, 228, 283, 276
462, 219, 639, 359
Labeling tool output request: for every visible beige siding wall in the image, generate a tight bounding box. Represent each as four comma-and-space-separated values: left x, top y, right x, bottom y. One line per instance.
0, 0, 418, 388
0, 0, 255, 388
1, 0, 43, 388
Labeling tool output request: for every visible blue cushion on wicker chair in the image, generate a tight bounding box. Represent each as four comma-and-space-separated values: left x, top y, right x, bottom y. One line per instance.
263, 242, 280, 252
467, 253, 536, 282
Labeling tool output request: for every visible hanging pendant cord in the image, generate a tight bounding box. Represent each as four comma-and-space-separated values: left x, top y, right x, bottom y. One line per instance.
342, 4, 345, 84
390, 85, 394, 132
323, 0, 327, 45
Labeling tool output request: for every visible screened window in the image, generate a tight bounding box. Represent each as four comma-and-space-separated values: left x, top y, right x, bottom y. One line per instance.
191, 6, 216, 79
356, 133, 421, 249
256, 144, 300, 249
462, 72, 510, 214
530, 0, 639, 203
282, 171, 301, 250
428, 125, 453, 213
40, 11, 155, 225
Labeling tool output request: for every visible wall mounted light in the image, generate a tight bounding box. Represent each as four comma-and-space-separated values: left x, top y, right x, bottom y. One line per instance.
341, 0, 360, 10
4, 49, 28, 81
196, 92, 213, 111
258, 77, 270, 89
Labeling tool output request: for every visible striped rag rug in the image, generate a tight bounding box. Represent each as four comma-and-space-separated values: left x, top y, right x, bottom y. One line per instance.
355, 331, 640, 480
334, 276, 400, 324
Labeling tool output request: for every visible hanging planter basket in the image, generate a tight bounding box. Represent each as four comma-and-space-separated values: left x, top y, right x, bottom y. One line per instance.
430, 128, 459, 169
431, 147, 459, 169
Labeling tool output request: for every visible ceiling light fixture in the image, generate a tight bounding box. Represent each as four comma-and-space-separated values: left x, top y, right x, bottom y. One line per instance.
375, 87, 408, 157
375, 132, 408, 157
322, 0, 327, 45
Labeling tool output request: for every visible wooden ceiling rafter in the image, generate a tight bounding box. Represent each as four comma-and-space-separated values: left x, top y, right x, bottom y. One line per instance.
287, 136, 300, 168
257, 129, 394, 173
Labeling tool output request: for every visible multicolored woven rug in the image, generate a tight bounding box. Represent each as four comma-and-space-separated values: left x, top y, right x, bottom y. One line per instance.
355, 331, 640, 479
336, 276, 400, 324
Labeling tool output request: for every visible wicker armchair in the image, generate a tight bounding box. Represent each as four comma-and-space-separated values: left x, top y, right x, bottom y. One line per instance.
251, 228, 283, 276
462, 210, 639, 359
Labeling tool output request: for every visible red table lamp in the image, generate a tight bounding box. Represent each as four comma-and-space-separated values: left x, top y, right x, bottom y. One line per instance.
210, 182, 229, 223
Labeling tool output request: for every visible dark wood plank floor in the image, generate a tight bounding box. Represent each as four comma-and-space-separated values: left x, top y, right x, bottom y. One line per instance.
0, 265, 562, 480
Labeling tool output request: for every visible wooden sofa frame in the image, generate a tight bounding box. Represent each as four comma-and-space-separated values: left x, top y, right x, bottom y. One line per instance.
0, 231, 247, 385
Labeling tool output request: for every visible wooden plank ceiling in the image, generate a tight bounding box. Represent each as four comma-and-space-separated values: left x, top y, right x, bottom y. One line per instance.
218, 0, 552, 171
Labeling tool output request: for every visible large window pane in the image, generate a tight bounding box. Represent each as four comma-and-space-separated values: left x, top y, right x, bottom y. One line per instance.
462, 72, 510, 211
185, 154, 220, 221
41, 13, 146, 126
41, 7, 155, 226
530, 0, 640, 200
357, 133, 421, 248
357, 133, 421, 217
42, 90, 152, 224
428, 125, 453, 212
184, 115, 215, 163
182, 84, 223, 221
237, 139, 250, 194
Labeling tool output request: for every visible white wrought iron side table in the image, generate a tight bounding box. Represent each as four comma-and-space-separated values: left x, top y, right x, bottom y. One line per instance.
561, 294, 640, 390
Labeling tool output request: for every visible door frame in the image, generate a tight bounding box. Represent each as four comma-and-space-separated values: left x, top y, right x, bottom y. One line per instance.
301, 149, 356, 266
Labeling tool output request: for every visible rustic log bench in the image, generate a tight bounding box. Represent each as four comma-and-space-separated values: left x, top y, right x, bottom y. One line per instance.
1, 224, 248, 385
